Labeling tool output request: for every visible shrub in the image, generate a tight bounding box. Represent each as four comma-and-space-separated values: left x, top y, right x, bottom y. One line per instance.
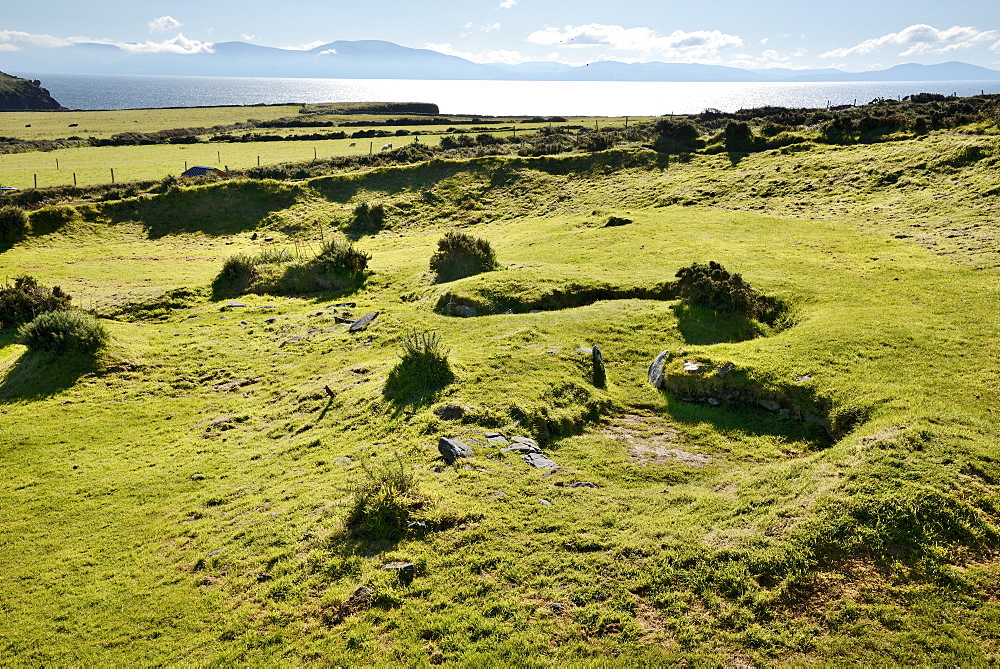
384, 331, 454, 401
313, 239, 370, 276
652, 119, 701, 153
0, 205, 28, 242
345, 454, 422, 543
723, 121, 754, 152
18, 310, 108, 355
212, 253, 261, 296
351, 201, 386, 231
0, 275, 72, 328
429, 231, 499, 282
674, 261, 764, 316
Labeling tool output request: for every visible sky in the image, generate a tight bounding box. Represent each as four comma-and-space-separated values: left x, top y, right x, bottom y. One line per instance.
2, 0, 1000, 71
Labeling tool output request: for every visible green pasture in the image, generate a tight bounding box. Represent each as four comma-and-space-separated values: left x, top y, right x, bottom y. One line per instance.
0, 135, 441, 188
0, 105, 301, 140
0, 134, 999, 664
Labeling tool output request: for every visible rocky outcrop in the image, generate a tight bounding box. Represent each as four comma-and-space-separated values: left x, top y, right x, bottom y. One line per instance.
0, 72, 62, 110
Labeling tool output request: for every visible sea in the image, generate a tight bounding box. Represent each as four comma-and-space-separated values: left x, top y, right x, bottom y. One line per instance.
13, 72, 1000, 115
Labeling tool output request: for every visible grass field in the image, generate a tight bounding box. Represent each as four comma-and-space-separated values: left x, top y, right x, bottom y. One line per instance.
0, 115, 999, 664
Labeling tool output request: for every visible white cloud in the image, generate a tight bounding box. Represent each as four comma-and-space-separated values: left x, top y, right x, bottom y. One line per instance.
526, 24, 743, 61
319, 49, 337, 56
821, 24, 998, 58
990, 40, 1000, 51
499, 0, 517, 8
280, 40, 328, 51
424, 42, 527, 64
108, 33, 214, 54
465, 22, 501, 33
0, 30, 74, 49
0, 43, 19, 52
148, 16, 182, 33
240, 33, 256, 42
760, 37, 769, 45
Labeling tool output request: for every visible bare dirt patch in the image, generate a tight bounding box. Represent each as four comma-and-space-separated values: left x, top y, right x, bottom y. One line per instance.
604, 413, 713, 467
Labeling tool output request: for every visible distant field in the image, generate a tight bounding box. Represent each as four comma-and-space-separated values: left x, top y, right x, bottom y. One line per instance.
0, 135, 446, 188
0, 105, 302, 140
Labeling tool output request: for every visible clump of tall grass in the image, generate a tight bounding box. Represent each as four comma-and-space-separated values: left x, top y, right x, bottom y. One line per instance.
212, 241, 370, 297
18, 310, 108, 355
384, 331, 454, 402
0, 205, 28, 243
345, 454, 423, 543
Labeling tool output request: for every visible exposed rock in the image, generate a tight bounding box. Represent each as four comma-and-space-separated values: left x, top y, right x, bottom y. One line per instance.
487, 491, 506, 500
647, 349, 670, 389
570, 481, 599, 489
758, 399, 782, 412
445, 300, 477, 318
707, 398, 721, 406
332, 302, 356, 308
592, 344, 606, 388
523, 453, 558, 469
335, 456, 352, 465
348, 311, 379, 332
485, 432, 508, 445
795, 375, 814, 383
227, 300, 247, 308
683, 360, 702, 373
604, 216, 633, 227
511, 436, 539, 448
438, 437, 473, 463
263, 317, 277, 324
433, 404, 466, 420
716, 362, 735, 378
382, 562, 416, 584
0, 72, 62, 110
334, 316, 354, 324
538, 499, 553, 506
501, 443, 542, 455
239, 320, 249, 326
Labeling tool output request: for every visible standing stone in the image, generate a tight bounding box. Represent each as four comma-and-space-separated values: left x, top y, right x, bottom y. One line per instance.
438, 437, 473, 463
592, 344, 606, 388
647, 349, 670, 388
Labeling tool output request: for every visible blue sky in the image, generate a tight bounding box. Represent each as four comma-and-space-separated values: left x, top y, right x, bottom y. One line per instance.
2, 0, 999, 71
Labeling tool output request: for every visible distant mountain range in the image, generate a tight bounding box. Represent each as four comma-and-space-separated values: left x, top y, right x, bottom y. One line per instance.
3, 39, 1000, 83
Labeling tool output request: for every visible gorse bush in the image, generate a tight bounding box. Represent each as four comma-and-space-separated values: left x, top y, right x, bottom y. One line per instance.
0, 205, 28, 242
212, 253, 261, 296
384, 331, 454, 402
313, 239, 370, 276
351, 201, 386, 231
674, 261, 765, 317
429, 231, 499, 282
652, 119, 701, 153
0, 275, 72, 328
18, 310, 109, 355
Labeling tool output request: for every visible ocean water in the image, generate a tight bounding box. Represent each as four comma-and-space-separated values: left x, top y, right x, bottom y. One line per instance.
14, 72, 1000, 115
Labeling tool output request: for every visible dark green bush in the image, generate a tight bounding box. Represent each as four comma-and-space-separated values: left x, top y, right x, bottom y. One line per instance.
723, 121, 754, 152
652, 119, 701, 153
351, 201, 386, 231
0, 205, 28, 242
674, 261, 764, 316
18, 310, 108, 355
429, 231, 499, 282
0, 275, 72, 328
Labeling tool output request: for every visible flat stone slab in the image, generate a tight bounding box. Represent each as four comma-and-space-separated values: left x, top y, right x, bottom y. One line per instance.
510, 436, 539, 448
501, 444, 542, 455
349, 311, 379, 332
227, 300, 247, 308
523, 453, 558, 469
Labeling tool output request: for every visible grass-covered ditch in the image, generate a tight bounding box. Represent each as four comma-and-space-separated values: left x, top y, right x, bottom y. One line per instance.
0, 130, 999, 664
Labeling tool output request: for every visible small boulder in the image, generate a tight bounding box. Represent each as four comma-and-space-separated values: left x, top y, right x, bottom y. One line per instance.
683, 360, 702, 373
485, 432, 508, 445
381, 561, 416, 585
569, 481, 599, 489
227, 300, 247, 308
758, 399, 782, 412
438, 437, 473, 463
501, 443, 542, 455
445, 301, 477, 318
604, 216, 632, 227
433, 404, 466, 420
523, 453, 558, 469
716, 362, 735, 378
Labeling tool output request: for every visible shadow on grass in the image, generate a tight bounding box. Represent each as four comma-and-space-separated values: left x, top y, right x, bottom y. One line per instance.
382, 333, 454, 411
664, 395, 831, 450
673, 303, 767, 345
0, 345, 99, 402
103, 180, 300, 239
